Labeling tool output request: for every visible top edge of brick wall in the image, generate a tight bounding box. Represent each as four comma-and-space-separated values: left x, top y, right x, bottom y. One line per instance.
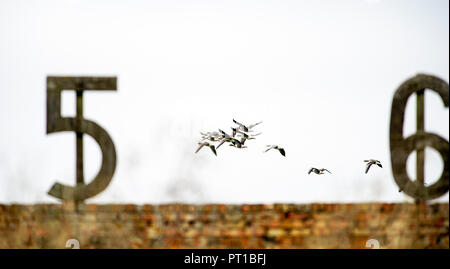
0, 203, 448, 215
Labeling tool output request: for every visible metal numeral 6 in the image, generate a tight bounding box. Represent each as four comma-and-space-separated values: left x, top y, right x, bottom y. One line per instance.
389, 74, 449, 201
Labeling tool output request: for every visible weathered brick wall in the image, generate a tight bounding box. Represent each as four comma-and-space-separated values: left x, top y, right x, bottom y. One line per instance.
0, 203, 448, 249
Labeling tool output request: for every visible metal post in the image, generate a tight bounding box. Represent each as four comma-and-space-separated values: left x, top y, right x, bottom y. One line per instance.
415, 89, 425, 204
75, 89, 84, 212
416, 89, 424, 186
76, 90, 84, 185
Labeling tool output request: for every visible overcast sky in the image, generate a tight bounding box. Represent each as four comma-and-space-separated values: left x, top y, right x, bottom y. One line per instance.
0, 0, 448, 204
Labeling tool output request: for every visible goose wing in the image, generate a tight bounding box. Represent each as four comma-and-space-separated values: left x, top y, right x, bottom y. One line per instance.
219, 129, 231, 139
240, 136, 247, 145
248, 121, 263, 129
209, 145, 217, 156
278, 148, 286, 157
365, 163, 373, 174
216, 140, 226, 149
233, 119, 244, 127
195, 143, 205, 153
236, 130, 249, 138
233, 119, 248, 131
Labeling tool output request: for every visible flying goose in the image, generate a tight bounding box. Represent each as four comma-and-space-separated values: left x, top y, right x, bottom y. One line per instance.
232, 119, 249, 132
200, 131, 222, 142
264, 145, 286, 157
232, 119, 263, 132
231, 129, 261, 146
231, 127, 249, 138
229, 134, 247, 148
195, 142, 217, 156
364, 159, 382, 174
229, 138, 247, 149
216, 129, 245, 149
308, 168, 331, 175
216, 129, 232, 149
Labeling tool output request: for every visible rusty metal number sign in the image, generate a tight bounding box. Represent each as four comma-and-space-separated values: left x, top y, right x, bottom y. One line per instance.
46, 76, 117, 202
390, 74, 449, 201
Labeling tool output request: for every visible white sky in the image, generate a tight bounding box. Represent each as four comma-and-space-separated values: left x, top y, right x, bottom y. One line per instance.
0, 0, 448, 204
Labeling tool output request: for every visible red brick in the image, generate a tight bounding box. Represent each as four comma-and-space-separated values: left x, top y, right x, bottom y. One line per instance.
0, 203, 447, 249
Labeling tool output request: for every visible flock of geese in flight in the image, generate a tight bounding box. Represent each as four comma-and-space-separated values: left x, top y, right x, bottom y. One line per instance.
195, 119, 383, 175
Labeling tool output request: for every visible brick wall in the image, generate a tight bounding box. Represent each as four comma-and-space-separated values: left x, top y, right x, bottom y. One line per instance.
0, 203, 448, 249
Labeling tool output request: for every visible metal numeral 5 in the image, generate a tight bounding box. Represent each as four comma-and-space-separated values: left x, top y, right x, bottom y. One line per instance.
47, 76, 117, 202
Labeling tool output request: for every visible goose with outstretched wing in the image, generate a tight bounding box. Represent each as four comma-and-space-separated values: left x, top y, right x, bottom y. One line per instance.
264, 145, 286, 157
308, 168, 331, 175
195, 142, 217, 156
233, 119, 262, 133
364, 159, 382, 174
